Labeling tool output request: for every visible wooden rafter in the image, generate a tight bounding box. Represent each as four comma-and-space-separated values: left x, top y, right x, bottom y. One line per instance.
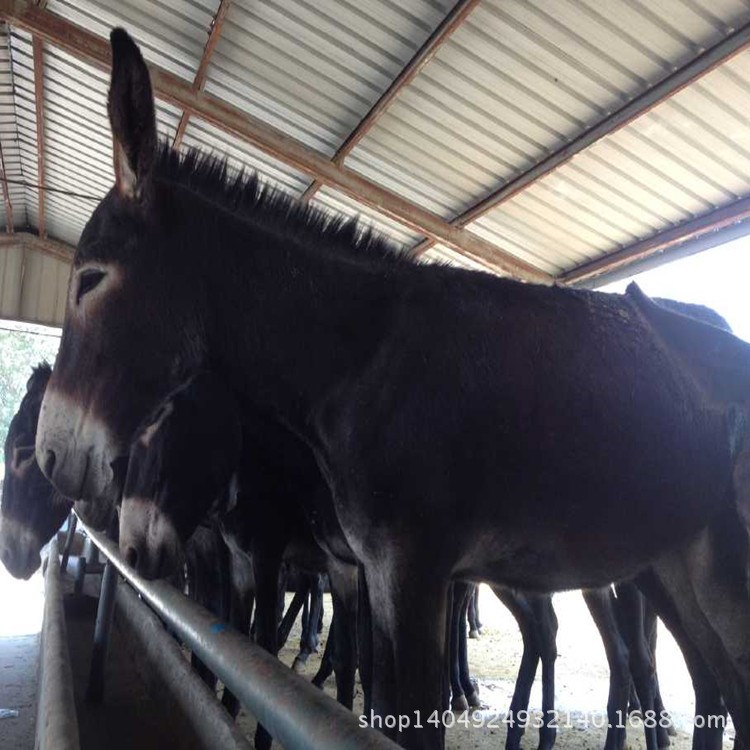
173, 0, 233, 150
0, 230, 74, 262
0, 0, 550, 282
300, 0, 480, 203
560, 196, 750, 286
0, 140, 14, 233
32, 34, 46, 236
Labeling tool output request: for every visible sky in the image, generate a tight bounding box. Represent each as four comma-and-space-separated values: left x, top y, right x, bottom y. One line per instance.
600, 236, 750, 342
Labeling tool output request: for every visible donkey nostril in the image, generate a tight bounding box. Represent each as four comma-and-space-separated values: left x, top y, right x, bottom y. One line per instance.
43, 449, 57, 479
124, 546, 138, 570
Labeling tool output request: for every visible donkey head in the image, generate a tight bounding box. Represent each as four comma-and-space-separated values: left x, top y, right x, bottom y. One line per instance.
0, 365, 71, 579
119, 372, 241, 579
36, 30, 206, 504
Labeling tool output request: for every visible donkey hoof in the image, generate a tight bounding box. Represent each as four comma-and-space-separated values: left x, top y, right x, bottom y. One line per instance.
292, 658, 306, 674
469, 629, 480, 639
451, 695, 470, 712
466, 691, 481, 709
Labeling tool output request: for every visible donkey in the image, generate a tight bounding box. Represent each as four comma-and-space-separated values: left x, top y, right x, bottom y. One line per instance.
119, 372, 359, 749
36, 30, 750, 748
0, 362, 116, 556
0, 365, 246, 709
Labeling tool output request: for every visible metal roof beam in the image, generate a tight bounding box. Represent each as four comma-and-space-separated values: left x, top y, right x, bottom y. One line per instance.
412, 18, 750, 259
0, 0, 550, 283
0, 141, 14, 233
0, 230, 74, 262
300, 0, 480, 203
559, 196, 750, 287
32, 34, 46, 236
172, 0, 232, 150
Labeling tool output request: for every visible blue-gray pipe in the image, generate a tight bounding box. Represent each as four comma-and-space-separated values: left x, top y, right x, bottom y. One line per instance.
77, 518, 400, 750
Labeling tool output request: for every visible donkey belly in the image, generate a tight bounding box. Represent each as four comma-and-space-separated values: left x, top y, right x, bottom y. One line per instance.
453, 477, 724, 593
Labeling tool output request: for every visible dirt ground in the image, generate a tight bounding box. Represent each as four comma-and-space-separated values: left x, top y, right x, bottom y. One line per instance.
238, 585, 735, 749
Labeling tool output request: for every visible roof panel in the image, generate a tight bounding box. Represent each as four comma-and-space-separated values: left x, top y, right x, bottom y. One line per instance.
8, 31, 182, 246
471, 44, 750, 273
349, 0, 750, 219
46, 0, 215, 81
1, 26, 28, 229
2, 0, 750, 296
204, 0, 454, 154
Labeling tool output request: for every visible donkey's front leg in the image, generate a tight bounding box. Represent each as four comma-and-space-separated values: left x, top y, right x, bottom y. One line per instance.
366, 557, 451, 750
252, 544, 285, 750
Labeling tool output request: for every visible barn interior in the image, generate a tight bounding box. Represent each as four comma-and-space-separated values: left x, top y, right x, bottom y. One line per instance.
1, 1, 750, 748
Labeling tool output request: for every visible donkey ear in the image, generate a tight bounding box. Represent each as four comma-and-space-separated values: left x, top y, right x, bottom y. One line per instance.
108, 29, 157, 201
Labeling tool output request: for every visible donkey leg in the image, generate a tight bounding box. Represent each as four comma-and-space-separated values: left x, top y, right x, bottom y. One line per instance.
493, 586, 541, 750
222, 550, 254, 718
648, 517, 750, 747
456, 586, 480, 708
450, 582, 469, 711
252, 547, 284, 750
583, 588, 630, 750
328, 560, 358, 709
294, 574, 325, 672
358, 565, 374, 718
613, 583, 658, 750
467, 584, 481, 638
277, 586, 306, 648
636, 570, 727, 750
367, 560, 450, 749
643, 600, 676, 742
531, 594, 558, 750
312, 616, 336, 689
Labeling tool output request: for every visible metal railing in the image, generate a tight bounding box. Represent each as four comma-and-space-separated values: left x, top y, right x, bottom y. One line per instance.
36, 536, 80, 750
77, 518, 400, 750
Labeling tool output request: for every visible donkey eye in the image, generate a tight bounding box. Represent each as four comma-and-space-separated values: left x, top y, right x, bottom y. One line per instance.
11, 444, 35, 472
76, 269, 106, 304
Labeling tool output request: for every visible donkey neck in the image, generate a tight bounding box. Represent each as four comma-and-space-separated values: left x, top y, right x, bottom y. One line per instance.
182, 193, 401, 432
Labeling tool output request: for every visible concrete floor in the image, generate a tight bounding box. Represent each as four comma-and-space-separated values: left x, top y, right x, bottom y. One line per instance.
0, 635, 39, 749
0, 563, 44, 750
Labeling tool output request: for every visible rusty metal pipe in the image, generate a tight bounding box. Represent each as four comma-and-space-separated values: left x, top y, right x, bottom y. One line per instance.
36, 537, 80, 750
77, 518, 399, 750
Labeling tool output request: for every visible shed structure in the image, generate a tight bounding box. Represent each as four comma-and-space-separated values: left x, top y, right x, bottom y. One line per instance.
0, 0, 749, 327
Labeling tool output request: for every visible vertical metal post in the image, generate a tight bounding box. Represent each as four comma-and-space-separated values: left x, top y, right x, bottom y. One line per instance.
60, 512, 77, 574
86, 558, 118, 703
73, 555, 86, 595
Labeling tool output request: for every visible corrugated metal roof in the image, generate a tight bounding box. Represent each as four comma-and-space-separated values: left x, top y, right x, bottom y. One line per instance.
46, 0, 216, 81
348, 0, 750, 220
470, 45, 750, 274
8, 28, 181, 246
3, 0, 750, 325
0, 27, 26, 230
204, 0, 454, 155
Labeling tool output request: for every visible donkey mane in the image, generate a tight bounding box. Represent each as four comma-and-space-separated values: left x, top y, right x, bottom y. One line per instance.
155, 143, 413, 266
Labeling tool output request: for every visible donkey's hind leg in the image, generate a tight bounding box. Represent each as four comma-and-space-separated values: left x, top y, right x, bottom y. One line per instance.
583, 588, 630, 750
493, 586, 541, 750
613, 583, 659, 750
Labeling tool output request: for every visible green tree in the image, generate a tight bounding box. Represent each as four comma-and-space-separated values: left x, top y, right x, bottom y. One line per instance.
0, 326, 60, 449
